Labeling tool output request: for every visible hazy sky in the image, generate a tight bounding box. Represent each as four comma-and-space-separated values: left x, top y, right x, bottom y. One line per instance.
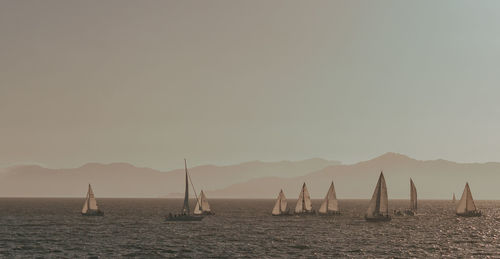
1, 0, 500, 170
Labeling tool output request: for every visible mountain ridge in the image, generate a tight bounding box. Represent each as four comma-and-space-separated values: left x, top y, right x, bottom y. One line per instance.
0, 158, 340, 197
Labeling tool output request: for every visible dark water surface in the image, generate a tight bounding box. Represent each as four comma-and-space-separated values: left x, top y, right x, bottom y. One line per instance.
0, 198, 499, 258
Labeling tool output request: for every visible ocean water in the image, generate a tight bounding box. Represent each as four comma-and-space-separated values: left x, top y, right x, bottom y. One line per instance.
0, 198, 499, 258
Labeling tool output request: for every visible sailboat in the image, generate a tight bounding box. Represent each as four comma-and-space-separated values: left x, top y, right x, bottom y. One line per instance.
318, 181, 340, 215
194, 190, 214, 215
365, 172, 391, 221
456, 182, 482, 217
166, 159, 205, 221
452, 193, 456, 203
81, 184, 104, 216
295, 183, 315, 215
272, 189, 292, 216
404, 178, 417, 216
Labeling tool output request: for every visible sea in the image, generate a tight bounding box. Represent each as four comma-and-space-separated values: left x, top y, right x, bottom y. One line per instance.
0, 198, 499, 258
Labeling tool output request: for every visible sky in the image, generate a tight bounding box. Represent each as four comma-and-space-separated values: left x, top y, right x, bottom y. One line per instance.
1, 0, 500, 170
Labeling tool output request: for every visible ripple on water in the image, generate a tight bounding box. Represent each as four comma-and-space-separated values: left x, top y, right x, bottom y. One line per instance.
1, 199, 500, 257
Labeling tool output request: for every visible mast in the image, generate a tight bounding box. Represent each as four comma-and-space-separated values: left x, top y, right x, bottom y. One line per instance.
87, 184, 91, 212
301, 183, 305, 213
187, 163, 201, 213
279, 191, 282, 213
374, 175, 382, 214
465, 184, 468, 212
326, 189, 329, 211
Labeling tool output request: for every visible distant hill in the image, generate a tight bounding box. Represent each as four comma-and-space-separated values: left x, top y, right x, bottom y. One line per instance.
3, 153, 500, 199
0, 158, 339, 197
208, 152, 500, 200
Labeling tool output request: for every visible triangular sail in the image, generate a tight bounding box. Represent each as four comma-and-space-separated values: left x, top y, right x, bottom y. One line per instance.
295, 183, 313, 213
319, 181, 339, 214
366, 172, 389, 217
82, 184, 99, 213
410, 178, 417, 211
182, 159, 190, 214
456, 182, 477, 214
272, 190, 288, 215
452, 193, 456, 203
194, 190, 211, 215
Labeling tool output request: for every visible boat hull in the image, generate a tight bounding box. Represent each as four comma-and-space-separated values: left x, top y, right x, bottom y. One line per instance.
294, 210, 316, 216
82, 210, 104, 216
365, 215, 391, 222
457, 211, 482, 217
165, 215, 204, 221
272, 212, 293, 216
194, 211, 215, 216
404, 209, 415, 216
318, 211, 341, 216
394, 209, 415, 216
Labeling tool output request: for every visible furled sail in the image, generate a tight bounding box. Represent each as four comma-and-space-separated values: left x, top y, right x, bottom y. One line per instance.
272, 190, 288, 215
366, 172, 389, 217
295, 183, 313, 213
410, 178, 417, 211
456, 183, 477, 214
194, 190, 211, 215
319, 181, 339, 214
82, 184, 99, 213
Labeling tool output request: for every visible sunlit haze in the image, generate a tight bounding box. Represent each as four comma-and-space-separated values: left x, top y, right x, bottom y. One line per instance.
1, 0, 500, 171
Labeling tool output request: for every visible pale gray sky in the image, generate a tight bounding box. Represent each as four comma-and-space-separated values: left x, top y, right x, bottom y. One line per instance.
1, 0, 500, 170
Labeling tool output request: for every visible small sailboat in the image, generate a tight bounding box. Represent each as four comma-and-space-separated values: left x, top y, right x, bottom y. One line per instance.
166, 159, 204, 221
194, 190, 214, 215
295, 183, 315, 215
456, 182, 482, 217
452, 193, 456, 203
318, 181, 340, 215
272, 189, 292, 216
403, 178, 417, 216
365, 172, 391, 221
81, 184, 104, 216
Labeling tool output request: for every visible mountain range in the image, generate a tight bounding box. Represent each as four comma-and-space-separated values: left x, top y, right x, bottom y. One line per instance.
1, 152, 500, 199
0, 158, 339, 197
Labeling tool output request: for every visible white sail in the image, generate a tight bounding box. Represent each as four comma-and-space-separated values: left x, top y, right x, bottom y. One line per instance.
410, 178, 417, 211
319, 181, 339, 214
81, 197, 88, 213
366, 172, 389, 217
82, 184, 99, 213
295, 183, 313, 213
456, 183, 477, 214
194, 190, 211, 215
272, 190, 288, 215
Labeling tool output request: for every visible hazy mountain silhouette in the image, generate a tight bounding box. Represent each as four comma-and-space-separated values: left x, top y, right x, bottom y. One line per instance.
209, 152, 500, 200
3, 152, 500, 199
0, 159, 339, 197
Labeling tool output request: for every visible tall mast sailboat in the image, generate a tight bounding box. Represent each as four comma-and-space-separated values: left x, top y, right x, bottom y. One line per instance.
194, 190, 214, 215
81, 184, 104, 216
166, 159, 204, 221
456, 182, 481, 217
318, 181, 340, 215
365, 172, 391, 221
295, 183, 315, 215
272, 189, 292, 216
403, 178, 417, 216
